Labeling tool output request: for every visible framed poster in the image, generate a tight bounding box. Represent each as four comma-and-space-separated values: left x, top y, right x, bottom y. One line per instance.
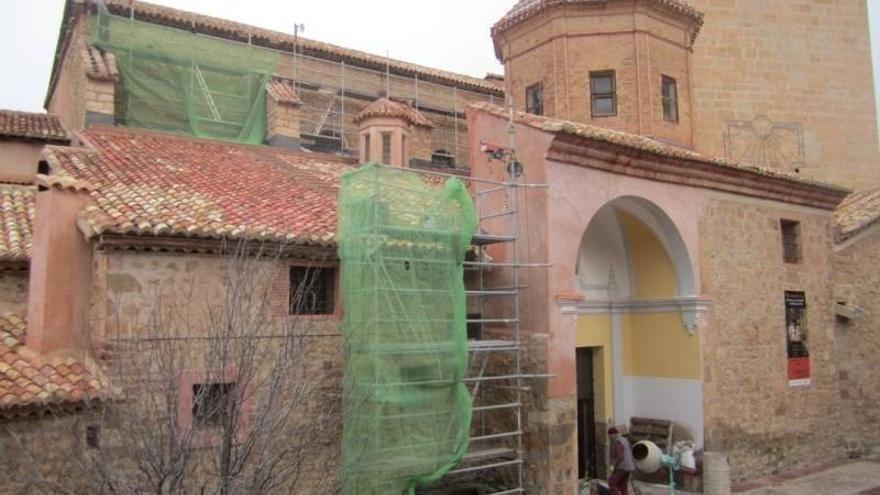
785, 291, 810, 387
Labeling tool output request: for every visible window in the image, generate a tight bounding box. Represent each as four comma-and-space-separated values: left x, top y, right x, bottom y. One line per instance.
525, 82, 544, 116
364, 134, 371, 162
381, 132, 392, 164
780, 219, 801, 263
192, 382, 235, 426
590, 71, 616, 117
661, 75, 679, 123
431, 149, 455, 168
289, 266, 336, 315
86, 425, 101, 449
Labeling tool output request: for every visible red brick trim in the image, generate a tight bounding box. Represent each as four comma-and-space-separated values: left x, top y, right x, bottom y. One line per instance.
548, 135, 849, 211
176, 367, 252, 449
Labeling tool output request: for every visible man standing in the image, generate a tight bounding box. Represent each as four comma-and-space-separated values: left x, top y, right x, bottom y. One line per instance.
608, 427, 635, 495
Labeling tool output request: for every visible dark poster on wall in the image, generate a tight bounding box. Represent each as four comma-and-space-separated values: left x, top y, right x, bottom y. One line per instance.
785, 291, 811, 386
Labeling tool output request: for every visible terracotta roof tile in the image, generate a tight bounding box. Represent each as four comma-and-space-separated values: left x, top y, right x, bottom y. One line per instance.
266, 78, 302, 106
43, 126, 353, 245
354, 98, 434, 129
0, 313, 110, 412
100, 0, 504, 95
491, 0, 704, 59
83, 45, 120, 81
835, 187, 880, 242
0, 184, 35, 263
0, 110, 69, 142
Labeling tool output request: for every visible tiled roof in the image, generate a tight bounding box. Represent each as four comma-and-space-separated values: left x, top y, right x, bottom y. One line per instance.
83, 45, 119, 81
354, 98, 435, 129
43, 126, 352, 246
266, 78, 302, 106
835, 187, 880, 242
95, 0, 504, 95
0, 313, 110, 412
470, 101, 849, 194
0, 110, 69, 143
491, 0, 704, 58
0, 185, 35, 263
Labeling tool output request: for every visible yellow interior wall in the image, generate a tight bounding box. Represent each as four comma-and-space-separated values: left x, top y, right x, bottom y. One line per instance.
618, 211, 677, 299
576, 314, 614, 424
617, 211, 700, 379
623, 312, 701, 379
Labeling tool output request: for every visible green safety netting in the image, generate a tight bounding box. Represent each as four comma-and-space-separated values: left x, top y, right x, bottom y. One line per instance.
338, 164, 476, 495
91, 9, 278, 144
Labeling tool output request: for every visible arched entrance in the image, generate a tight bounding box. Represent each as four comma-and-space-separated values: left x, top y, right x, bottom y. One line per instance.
570, 196, 705, 479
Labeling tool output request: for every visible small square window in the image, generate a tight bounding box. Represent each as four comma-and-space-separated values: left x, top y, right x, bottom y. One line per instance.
525, 82, 544, 116
289, 266, 336, 315
590, 71, 616, 117
192, 382, 235, 427
661, 75, 679, 123
781, 219, 801, 263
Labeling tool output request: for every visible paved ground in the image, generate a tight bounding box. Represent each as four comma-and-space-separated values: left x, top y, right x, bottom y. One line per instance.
629, 460, 880, 495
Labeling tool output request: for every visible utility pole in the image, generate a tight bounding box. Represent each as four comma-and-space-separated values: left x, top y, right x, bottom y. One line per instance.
293, 23, 305, 89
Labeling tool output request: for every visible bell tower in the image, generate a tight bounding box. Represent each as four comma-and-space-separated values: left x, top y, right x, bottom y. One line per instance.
492, 0, 704, 148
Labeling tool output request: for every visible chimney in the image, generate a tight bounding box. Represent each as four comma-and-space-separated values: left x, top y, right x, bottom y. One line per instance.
354, 98, 433, 167
265, 77, 303, 149
25, 174, 95, 355
83, 46, 120, 127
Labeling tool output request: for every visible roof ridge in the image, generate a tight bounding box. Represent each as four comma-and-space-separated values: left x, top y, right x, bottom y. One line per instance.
99, 0, 504, 95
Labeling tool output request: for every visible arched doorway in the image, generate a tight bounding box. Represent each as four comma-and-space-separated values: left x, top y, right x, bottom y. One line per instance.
571, 196, 705, 479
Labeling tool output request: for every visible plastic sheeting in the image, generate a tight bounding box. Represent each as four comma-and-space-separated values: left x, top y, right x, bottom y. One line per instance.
338, 164, 476, 494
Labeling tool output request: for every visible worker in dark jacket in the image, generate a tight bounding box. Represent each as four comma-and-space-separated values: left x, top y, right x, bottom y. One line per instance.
608, 427, 635, 495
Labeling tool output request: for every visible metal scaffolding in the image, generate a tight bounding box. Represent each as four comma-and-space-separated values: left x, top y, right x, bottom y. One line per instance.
291, 50, 501, 167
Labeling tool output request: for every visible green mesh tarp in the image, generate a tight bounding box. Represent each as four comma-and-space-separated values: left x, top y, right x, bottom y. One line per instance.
338, 164, 476, 494
92, 10, 278, 144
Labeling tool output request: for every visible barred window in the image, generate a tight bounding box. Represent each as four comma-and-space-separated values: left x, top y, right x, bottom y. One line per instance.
289, 266, 336, 315
781, 219, 801, 263
381, 132, 392, 164
192, 382, 235, 426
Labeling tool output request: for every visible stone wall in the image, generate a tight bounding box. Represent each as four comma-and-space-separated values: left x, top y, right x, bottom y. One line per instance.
47, 12, 90, 132
699, 193, 844, 481
85, 249, 344, 494
688, 0, 880, 189
833, 225, 880, 458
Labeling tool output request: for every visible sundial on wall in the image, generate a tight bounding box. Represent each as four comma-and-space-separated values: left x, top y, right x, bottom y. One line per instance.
724, 116, 805, 173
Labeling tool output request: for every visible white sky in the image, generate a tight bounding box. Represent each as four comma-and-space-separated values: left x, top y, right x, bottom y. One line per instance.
1, 0, 880, 119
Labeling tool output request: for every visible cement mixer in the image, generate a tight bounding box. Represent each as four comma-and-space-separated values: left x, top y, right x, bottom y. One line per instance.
631, 440, 695, 495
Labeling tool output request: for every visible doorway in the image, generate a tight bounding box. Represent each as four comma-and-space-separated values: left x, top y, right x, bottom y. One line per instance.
576, 347, 598, 479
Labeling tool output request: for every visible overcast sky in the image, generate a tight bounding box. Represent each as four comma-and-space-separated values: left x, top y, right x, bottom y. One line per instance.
1, 0, 880, 119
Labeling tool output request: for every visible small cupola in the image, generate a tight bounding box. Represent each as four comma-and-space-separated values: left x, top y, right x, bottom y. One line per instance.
354, 98, 433, 167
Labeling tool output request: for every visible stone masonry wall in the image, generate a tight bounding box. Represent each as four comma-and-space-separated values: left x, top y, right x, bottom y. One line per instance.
688, 0, 880, 189
833, 226, 880, 458
87, 250, 343, 494
699, 194, 844, 481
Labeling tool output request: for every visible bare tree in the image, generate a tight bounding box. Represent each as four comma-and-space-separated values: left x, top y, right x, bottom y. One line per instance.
4, 241, 342, 495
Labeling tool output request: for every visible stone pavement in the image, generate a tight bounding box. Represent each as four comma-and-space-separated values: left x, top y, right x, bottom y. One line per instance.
630, 460, 880, 495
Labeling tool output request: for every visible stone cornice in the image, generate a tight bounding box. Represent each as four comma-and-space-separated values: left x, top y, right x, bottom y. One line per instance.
558, 295, 712, 334
548, 135, 849, 211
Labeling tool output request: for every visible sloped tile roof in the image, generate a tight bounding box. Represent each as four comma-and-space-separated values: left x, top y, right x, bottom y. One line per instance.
42, 126, 353, 246
0, 185, 35, 263
354, 98, 435, 129
0, 313, 110, 412
97, 0, 504, 95
83, 45, 119, 81
835, 187, 880, 242
491, 0, 704, 58
266, 78, 302, 106
0, 110, 69, 143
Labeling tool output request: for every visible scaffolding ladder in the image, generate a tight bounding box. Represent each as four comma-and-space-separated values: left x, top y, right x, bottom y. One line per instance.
409, 159, 550, 495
